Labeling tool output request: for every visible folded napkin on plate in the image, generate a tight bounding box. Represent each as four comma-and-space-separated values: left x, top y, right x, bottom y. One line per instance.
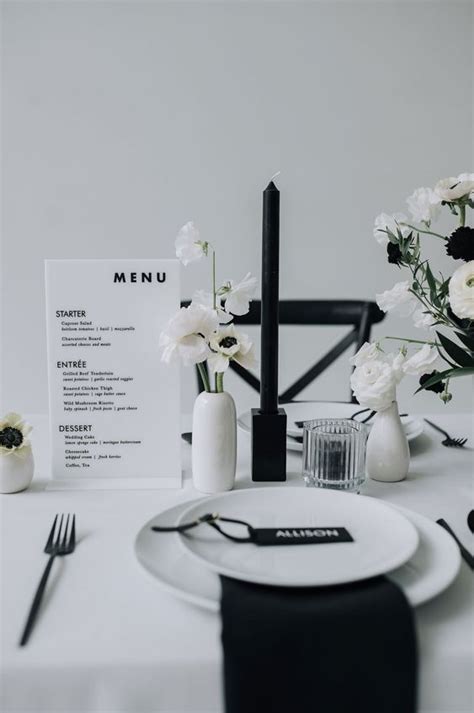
221, 575, 417, 713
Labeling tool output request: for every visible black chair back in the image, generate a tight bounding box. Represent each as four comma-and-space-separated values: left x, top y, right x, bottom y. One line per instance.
183, 300, 384, 403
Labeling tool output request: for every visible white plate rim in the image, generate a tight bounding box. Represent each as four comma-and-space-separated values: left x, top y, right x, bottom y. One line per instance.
176, 487, 420, 587
134, 498, 461, 610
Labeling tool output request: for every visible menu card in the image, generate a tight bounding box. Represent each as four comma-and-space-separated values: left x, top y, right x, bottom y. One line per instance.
45, 259, 181, 489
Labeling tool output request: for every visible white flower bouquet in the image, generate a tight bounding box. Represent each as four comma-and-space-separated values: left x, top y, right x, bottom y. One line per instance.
352, 173, 474, 410
160, 222, 257, 392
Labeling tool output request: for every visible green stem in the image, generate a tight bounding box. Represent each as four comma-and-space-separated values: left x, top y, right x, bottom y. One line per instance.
459, 205, 466, 227
401, 224, 446, 240
385, 336, 440, 347
216, 372, 224, 393
197, 363, 211, 393
212, 250, 217, 310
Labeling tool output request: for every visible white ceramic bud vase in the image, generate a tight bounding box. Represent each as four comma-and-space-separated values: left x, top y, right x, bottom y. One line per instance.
0, 447, 35, 493
366, 401, 410, 482
192, 391, 237, 493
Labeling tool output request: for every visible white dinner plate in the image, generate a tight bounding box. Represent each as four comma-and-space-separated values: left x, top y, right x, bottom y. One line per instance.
134, 498, 460, 609
238, 401, 424, 452
177, 488, 419, 587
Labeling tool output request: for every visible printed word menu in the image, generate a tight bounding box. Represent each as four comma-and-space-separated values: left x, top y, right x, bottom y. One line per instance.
45, 260, 181, 488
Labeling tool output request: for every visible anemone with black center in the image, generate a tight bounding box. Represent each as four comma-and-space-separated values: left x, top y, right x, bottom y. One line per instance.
445, 227, 474, 262
219, 336, 238, 349
0, 427, 24, 449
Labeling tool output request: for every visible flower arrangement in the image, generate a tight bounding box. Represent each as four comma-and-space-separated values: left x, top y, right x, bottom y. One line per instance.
159, 222, 257, 392
351, 173, 474, 410
0, 413, 32, 458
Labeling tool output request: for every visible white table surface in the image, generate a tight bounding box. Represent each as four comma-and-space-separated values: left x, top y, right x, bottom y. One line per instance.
1, 412, 473, 713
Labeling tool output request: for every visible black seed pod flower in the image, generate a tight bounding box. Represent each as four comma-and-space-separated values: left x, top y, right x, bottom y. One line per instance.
386, 242, 403, 265
445, 227, 474, 262
419, 371, 445, 394
0, 427, 24, 449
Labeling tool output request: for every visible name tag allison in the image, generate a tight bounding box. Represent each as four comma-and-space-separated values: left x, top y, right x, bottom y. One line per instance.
252, 527, 354, 546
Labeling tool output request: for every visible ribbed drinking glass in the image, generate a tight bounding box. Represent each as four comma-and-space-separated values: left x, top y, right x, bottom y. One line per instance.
302, 419, 368, 492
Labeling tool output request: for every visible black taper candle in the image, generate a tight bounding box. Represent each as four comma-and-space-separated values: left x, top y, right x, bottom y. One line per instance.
251, 179, 286, 481
261, 181, 280, 414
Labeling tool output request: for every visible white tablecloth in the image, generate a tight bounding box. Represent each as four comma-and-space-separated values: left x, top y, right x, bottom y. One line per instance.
1, 413, 473, 713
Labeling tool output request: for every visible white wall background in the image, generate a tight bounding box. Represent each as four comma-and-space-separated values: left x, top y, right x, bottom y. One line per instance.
1, 0, 473, 417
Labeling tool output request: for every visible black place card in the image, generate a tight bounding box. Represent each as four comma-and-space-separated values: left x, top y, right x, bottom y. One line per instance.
252, 527, 354, 546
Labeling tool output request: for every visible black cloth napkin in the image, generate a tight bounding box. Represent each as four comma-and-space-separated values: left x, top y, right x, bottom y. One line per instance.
221, 575, 417, 713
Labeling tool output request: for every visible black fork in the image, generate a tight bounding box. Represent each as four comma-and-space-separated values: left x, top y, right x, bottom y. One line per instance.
424, 419, 468, 448
19, 514, 76, 646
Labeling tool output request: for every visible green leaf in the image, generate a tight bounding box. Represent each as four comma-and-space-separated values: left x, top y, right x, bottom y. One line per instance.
455, 331, 474, 353
436, 331, 474, 368
415, 366, 474, 393
425, 264, 440, 307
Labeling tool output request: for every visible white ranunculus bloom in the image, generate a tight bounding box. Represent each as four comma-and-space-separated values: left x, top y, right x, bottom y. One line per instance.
0, 412, 33, 458
435, 177, 474, 202
192, 290, 232, 324
376, 281, 417, 317
412, 307, 436, 330
175, 222, 207, 266
208, 324, 257, 373
350, 359, 396, 412
406, 187, 441, 224
402, 345, 439, 376
349, 341, 380, 367
373, 212, 410, 246
159, 303, 218, 366
223, 272, 257, 316
449, 260, 474, 320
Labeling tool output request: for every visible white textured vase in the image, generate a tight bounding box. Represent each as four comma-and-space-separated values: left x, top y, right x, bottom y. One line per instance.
192, 391, 237, 494
366, 401, 410, 482
0, 447, 35, 493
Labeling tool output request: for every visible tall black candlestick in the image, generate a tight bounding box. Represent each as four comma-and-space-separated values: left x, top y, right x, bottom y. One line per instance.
251, 179, 287, 482
261, 181, 280, 414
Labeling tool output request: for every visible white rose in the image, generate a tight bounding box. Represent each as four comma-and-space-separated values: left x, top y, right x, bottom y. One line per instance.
222, 272, 257, 316
175, 222, 207, 266
402, 344, 439, 376
412, 307, 436, 330
435, 177, 474, 202
208, 324, 257, 373
406, 187, 441, 224
159, 303, 218, 366
350, 359, 396, 412
349, 341, 379, 367
449, 261, 474, 320
376, 281, 417, 317
373, 213, 410, 247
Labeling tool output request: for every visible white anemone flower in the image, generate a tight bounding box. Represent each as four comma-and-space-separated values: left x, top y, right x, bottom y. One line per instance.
402, 345, 439, 376
222, 272, 257, 316
0, 413, 32, 458
373, 213, 410, 246
406, 187, 441, 224
159, 303, 218, 366
435, 177, 474, 202
376, 281, 417, 317
192, 290, 232, 324
208, 324, 257, 374
175, 222, 208, 266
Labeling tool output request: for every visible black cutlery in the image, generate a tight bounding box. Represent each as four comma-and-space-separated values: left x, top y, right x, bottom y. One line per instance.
436, 518, 474, 569
424, 419, 468, 448
468, 510, 474, 534
19, 514, 76, 646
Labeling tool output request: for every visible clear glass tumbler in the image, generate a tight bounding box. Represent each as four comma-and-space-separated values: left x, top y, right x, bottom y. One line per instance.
302, 419, 369, 492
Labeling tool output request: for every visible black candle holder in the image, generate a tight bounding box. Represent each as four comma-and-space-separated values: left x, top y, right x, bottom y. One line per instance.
251, 408, 287, 482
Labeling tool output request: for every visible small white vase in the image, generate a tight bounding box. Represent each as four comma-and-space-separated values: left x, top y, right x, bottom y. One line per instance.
366, 401, 410, 483
192, 391, 237, 494
0, 447, 35, 493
